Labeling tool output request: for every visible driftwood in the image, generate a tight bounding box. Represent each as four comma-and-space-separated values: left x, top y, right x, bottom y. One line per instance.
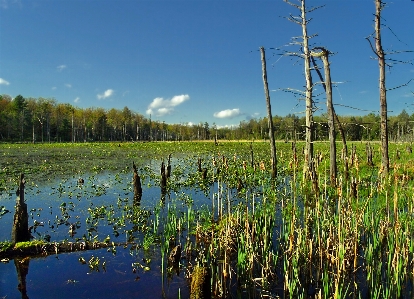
1, 240, 121, 260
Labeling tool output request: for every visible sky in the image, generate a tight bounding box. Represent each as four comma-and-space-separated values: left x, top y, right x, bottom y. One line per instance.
0, 0, 413, 127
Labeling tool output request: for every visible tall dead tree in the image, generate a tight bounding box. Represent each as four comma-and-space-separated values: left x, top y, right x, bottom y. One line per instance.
260, 46, 277, 178
366, 0, 413, 175
284, 0, 318, 174
374, 0, 389, 175
311, 48, 337, 185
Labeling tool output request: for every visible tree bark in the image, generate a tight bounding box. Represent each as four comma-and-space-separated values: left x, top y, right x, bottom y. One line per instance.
319, 50, 337, 185
301, 0, 314, 174
375, 0, 389, 175
260, 47, 277, 178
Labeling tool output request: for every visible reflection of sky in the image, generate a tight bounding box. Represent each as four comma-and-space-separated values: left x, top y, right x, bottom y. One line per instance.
0, 171, 214, 242
0, 247, 190, 299
0, 163, 272, 299
0, 170, 210, 299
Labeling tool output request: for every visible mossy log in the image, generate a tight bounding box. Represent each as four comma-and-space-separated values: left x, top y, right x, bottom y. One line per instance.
0, 240, 120, 259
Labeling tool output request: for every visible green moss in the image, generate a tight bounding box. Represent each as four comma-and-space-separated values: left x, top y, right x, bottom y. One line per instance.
0, 241, 13, 252
13, 240, 46, 250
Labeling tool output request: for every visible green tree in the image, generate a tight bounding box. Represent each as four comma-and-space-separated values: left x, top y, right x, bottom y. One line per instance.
12, 95, 27, 140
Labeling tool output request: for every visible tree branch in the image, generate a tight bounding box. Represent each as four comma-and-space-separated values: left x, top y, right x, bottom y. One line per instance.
386, 79, 413, 92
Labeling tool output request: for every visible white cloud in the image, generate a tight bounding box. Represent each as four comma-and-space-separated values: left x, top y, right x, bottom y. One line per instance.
146, 94, 190, 116
217, 124, 238, 129
213, 108, 241, 119
0, 0, 22, 9
51, 86, 57, 90
65, 83, 72, 88
97, 89, 114, 100
74, 97, 80, 103
57, 65, 67, 72
0, 78, 10, 85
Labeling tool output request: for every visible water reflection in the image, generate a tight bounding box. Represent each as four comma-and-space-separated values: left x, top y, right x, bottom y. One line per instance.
14, 257, 30, 299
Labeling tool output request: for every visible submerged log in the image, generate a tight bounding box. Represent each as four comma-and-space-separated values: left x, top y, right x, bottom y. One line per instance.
12, 174, 30, 245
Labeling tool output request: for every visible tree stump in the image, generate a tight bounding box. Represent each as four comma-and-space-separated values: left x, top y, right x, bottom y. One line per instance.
132, 162, 142, 203
12, 174, 30, 245
166, 154, 172, 179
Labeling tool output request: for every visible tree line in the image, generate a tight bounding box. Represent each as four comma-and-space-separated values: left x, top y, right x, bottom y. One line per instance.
1, 94, 413, 143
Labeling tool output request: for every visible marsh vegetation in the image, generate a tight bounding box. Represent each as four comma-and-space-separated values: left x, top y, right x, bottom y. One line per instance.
1, 141, 414, 298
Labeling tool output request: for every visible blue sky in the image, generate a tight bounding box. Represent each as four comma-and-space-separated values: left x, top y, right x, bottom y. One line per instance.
0, 0, 413, 127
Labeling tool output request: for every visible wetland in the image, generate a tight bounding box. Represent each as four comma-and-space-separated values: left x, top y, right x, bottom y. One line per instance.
1, 141, 414, 298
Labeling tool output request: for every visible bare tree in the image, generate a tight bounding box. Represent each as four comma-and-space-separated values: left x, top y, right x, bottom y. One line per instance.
374, 0, 389, 175
311, 48, 337, 185
366, 0, 413, 175
284, 0, 321, 174
260, 47, 277, 178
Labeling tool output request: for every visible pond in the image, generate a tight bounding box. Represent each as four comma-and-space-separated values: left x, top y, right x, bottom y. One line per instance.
0, 166, 220, 299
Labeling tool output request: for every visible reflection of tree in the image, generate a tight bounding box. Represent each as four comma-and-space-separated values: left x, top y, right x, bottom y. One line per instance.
14, 257, 30, 299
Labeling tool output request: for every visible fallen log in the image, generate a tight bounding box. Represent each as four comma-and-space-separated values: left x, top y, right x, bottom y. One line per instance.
0, 240, 125, 260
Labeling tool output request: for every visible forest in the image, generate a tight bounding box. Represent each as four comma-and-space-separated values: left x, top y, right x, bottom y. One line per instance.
1, 94, 413, 143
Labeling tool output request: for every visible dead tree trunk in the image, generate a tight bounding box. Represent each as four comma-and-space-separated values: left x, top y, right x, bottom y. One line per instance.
301, 0, 314, 175
375, 0, 389, 175
12, 174, 30, 245
284, 0, 315, 175
260, 46, 277, 178
322, 51, 336, 185
311, 48, 337, 185
366, 0, 390, 175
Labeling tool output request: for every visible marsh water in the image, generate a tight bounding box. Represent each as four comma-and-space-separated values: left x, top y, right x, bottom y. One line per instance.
0, 169, 214, 299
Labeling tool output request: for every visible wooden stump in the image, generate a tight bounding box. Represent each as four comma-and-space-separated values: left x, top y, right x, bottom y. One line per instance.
132, 162, 142, 203
12, 174, 30, 245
